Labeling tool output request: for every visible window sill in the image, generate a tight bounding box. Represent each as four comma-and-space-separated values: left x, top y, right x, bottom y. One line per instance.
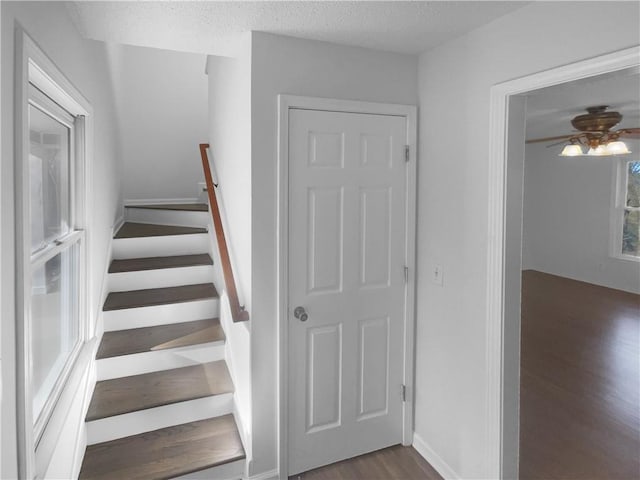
611, 253, 640, 263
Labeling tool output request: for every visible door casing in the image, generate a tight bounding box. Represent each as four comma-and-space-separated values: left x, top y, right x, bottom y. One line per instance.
485, 45, 640, 479
276, 95, 417, 478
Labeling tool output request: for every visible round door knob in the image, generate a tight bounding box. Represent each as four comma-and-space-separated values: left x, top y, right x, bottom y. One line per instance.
294, 306, 308, 322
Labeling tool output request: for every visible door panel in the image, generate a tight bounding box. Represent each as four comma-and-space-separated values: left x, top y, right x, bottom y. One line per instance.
357, 316, 389, 420
288, 109, 407, 474
307, 324, 343, 433
360, 187, 391, 288
307, 187, 344, 294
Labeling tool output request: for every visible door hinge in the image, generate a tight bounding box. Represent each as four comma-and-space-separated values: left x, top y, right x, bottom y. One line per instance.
401, 384, 407, 402
404, 266, 409, 283
404, 145, 410, 162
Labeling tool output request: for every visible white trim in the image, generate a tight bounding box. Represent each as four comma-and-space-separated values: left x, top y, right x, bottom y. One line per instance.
486, 45, 640, 479
15, 25, 94, 479
71, 341, 98, 479
174, 459, 246, 480
276, 95, 418, 478
28, 61, 89, 117
113, 215, 125, 235
124, 197, 199, 206
610, 157, 640, 262
246, 469, 279, 480
412, 432, 459, 480
0, 7, 3, 478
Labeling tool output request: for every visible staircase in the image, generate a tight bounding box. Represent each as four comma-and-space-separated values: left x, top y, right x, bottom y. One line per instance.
79, 204, 246, 480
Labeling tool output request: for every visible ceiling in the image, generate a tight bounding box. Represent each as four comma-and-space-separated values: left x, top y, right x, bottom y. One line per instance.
526, 68, 640, 142
66, 1, 528, 56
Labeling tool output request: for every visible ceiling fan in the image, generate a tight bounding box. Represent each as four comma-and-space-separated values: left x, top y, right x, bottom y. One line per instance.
526, 105, 640, 156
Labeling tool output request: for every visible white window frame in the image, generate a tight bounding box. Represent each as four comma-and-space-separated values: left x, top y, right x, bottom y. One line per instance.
28, 84, 83, 437
610, 157, 640, 262
15, 28, 94, 479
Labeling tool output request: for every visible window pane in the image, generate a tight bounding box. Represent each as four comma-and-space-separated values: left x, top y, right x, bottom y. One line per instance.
622, 209, 640, 256
31, 245, 79, 423
29, 104, 70, 254
627, 161, 640, 208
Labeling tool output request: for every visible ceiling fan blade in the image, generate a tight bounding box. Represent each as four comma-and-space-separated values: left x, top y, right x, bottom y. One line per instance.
618, 128, 640, 138
525, 134, 575, 144
546, 138, 576, 148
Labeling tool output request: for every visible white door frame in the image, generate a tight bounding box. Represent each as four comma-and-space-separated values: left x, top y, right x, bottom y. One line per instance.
276, 95, 417, 478
486, 45, 640, 479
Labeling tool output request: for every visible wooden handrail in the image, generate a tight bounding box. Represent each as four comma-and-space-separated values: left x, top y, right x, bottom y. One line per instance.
199, 143, 249, 322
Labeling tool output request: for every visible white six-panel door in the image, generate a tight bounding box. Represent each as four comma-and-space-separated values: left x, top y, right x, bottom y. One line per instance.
288, 108, 408, 475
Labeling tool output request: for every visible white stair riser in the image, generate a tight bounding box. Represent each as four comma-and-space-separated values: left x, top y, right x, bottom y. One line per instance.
125, 208, 209, 228
86, 394, 233, 445
173, 459, 245, 480
97, 341, 225, 380
103, 299, 219, 331
112, 234, 209, 260
109, 265, 214, 292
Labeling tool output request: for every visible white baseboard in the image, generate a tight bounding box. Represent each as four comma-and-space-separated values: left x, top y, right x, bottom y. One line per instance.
412, 432, 459, 480
246, 469, 279, 480
71, 340, 100, 478
113, 215, 124, 233
124, 197, 199, 206
175, 459, 245, 480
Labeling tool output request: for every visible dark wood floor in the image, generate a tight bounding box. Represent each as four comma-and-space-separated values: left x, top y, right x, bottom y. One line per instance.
114, 222, 207, 239
125, 203, 208, 212
103, 283, 218, 311
520, 270, 640, 480
289, 445, 443, 480
96, 318, 224, 359
86, 361, 233, 421
80, 414, 244, 480
109, 253, 212, 273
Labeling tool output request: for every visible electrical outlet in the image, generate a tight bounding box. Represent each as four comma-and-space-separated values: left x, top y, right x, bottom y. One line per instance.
432, 264, 443, 286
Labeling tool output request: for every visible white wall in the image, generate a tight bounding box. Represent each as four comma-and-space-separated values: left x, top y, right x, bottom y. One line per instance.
206, 33, 253, 462
523, 141, 640, 294
415, 2, 640, 478
249, 32, 418, 476
206, 35, 252, 315
115, 44, 208, 203
1, 2, 122, 478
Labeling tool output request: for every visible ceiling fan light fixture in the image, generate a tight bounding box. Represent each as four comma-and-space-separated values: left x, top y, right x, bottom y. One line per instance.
560, 144, 584, 157
605, 140, 631, 155
587, 145, 609, 156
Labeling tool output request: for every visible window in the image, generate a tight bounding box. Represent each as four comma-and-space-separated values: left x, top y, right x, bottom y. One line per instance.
613, 159, 640, 259
28, 85, 82, 431
16, 28, 91, 478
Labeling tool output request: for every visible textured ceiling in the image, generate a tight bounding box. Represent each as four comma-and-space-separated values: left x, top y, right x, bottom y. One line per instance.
66, 1, 528, 56
526, 68, 640, 141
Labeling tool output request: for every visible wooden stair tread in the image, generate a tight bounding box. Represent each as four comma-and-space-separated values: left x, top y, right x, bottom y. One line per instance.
103, 283, 218, 311
109, 254, 213, 273
115, 222, 207, 239
97, 318, 224, 359
125, 203, 208, 212
79, 414, 245, 480
86, 361, 233, 421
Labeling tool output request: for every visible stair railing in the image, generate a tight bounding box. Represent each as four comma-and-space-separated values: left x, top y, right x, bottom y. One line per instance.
199, 143, 249, 322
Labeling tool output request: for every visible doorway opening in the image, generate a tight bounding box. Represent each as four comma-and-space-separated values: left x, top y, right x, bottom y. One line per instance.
519, 70, 639, 478
486, 46, 640, 479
